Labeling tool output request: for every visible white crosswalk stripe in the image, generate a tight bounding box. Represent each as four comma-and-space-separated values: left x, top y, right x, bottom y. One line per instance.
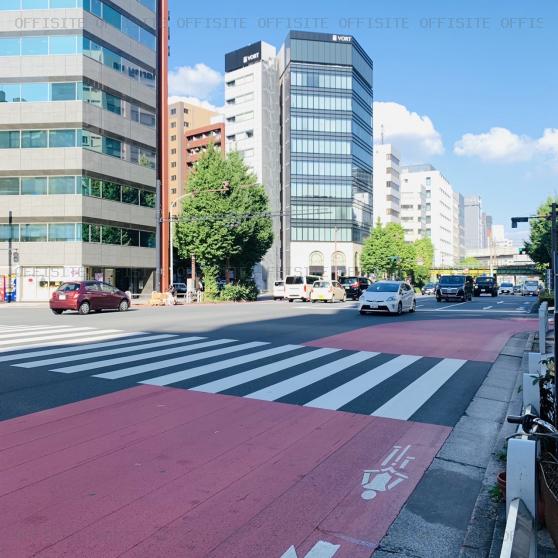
0, 327, 481, 421
14, 335, 200, 369
190, 347, 340, 394
52, 338, 238, 374
371, 358, 467, 420
244, 351, 378, 402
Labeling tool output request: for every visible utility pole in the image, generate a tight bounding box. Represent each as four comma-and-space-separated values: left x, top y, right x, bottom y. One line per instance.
7, 210, 12, 303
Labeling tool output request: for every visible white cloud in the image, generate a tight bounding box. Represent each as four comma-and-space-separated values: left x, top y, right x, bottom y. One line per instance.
373, 101, 444, 162
537, 128, 558, 156
167, 95, 224, 114
453, 127, 534, 162
168, 63, 223, 100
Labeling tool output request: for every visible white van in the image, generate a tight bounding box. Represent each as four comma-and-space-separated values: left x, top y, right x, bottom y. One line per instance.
285, 275, 321, 302
272, 281, 285, 300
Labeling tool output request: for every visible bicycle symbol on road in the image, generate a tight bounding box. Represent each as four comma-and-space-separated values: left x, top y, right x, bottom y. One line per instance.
361, 445, 415, 501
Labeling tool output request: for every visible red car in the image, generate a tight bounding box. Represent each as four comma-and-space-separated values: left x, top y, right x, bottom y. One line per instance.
50, 281, 130, 315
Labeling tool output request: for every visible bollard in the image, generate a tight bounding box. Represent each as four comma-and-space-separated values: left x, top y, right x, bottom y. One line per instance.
539, 302, 548, 355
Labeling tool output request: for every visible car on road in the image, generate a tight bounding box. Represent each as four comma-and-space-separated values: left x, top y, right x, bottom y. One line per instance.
359, 280, 416, 315
474, 276, 498, 297
499, 282, 514, 295
285, 275, 321, 302
436, 275, 474, 302
311, 280, 346, 303
522, 280, 541, 296
421, 282, 437, 296
513, 284, 522, 295
340, 276, 371, 300
50, 281, 130, 315
272, 280, 285, 300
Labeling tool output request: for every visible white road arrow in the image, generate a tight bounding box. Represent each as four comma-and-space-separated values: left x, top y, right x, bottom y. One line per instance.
280, 540, 341, 558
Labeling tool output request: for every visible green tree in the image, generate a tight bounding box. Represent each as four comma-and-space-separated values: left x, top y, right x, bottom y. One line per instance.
412, 237, 434, 286
525, 197, 556, 268
460, 256, 482, 269
361, 221, 415, 279
174, 146, 273, 297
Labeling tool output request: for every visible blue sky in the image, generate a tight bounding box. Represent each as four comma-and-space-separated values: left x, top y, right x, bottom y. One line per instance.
167, 0, 557, 241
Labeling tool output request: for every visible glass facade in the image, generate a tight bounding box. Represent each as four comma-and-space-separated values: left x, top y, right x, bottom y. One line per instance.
284, 32, 373, 247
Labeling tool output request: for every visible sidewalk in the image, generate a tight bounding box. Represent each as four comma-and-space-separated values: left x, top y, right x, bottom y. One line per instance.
374, 329, 557, 558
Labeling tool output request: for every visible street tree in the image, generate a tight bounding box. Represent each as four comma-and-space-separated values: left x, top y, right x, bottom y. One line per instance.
412, 237, 435, 286
524, 197, 557, 268
361, 222, 415, 279
174, 146, 273, 297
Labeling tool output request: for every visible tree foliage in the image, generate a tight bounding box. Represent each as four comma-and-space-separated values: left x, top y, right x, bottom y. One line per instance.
174, 146, 273, 296
525, 197, 556, 268
361, 222, 415, 279
412, 237, 435, 286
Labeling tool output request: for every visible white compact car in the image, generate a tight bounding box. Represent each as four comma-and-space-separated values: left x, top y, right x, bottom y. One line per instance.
359, 281, 416, 315
272, 281, 285, 300
310, 280, 346, 303
521, 280, 541, 297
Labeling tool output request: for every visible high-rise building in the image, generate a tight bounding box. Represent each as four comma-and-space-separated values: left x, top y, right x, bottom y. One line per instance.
373, 144, 401, 225
278, 31, 373, 279
400, 181, 427, 242
453, 191, 465, 264
185, 122, 225, 173
400, 164, 458, 267
0, 0, 164, 301
224, 41, 280, 289
464, 195, 483, 250
168, 101, 218, 216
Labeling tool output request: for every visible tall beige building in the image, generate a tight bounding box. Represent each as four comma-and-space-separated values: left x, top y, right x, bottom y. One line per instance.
168, 101, 217, 214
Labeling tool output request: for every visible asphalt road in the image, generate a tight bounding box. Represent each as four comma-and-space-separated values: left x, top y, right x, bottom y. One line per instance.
0, 293, 539, 558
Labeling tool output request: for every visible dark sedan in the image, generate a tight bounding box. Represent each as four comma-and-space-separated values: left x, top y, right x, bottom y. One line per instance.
340, 276, 371, 300
50, 281, 130, 315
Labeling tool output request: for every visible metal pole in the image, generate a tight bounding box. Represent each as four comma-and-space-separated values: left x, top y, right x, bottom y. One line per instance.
170, 216, 173, 286
155, 180, 161, 292
552, 203, 557, 425
7, 210, 12, 303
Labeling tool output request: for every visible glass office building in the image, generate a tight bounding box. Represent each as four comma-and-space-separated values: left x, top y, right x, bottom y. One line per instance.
279, 32, 373, 278
0, 0, 161, 300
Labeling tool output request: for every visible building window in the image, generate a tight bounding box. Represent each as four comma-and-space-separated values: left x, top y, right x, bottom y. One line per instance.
171, 135, 176, 141
171, 122, 176, 128
171, 175, 176, 181
171, 188, 177, 194
171, 162, 177, 168
170, 108, 176, 115
184, 121, 189, 127
171, 148, 176, 154
184, 108, 189, 114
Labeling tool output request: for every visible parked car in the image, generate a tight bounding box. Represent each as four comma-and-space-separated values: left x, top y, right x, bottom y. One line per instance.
272, 280, 285, 300
171, 282, 188, 294
499, 282, 514, 295
49, 281, 130, 315
421, 282, 437, 296
359, 280, 416, 315
340, 276, 371, 300
436, 275, 474, 302
284, 275, 321, 302
311, 280, 346, 303
522, 280, 541, 296
474, 276, 498, 297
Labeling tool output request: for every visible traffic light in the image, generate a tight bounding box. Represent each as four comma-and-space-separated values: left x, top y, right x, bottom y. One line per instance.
511, 217, 529, 229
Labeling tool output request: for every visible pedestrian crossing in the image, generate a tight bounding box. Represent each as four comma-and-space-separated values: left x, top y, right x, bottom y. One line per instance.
0, 324, 486, 423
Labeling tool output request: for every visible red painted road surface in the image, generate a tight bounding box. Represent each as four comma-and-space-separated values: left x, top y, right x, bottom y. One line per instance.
0, 386, 449, 558
305, 318, 536, 362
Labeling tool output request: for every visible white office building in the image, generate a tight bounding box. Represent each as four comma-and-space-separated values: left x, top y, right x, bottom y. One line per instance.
373, 144, 401, 225
0, 0, 161, 301
400, 164, 460, 267
224, 41, 280, 290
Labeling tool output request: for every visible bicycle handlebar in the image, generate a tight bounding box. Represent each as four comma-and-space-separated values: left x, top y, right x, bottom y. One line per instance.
507, 412, 558, 435
506, 415, 524, 424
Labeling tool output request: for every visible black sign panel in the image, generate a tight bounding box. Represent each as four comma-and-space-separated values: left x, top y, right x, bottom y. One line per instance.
225, 41, 262, 72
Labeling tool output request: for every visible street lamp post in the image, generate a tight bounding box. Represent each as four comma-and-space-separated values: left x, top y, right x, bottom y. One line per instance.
7, 210, 12, 303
